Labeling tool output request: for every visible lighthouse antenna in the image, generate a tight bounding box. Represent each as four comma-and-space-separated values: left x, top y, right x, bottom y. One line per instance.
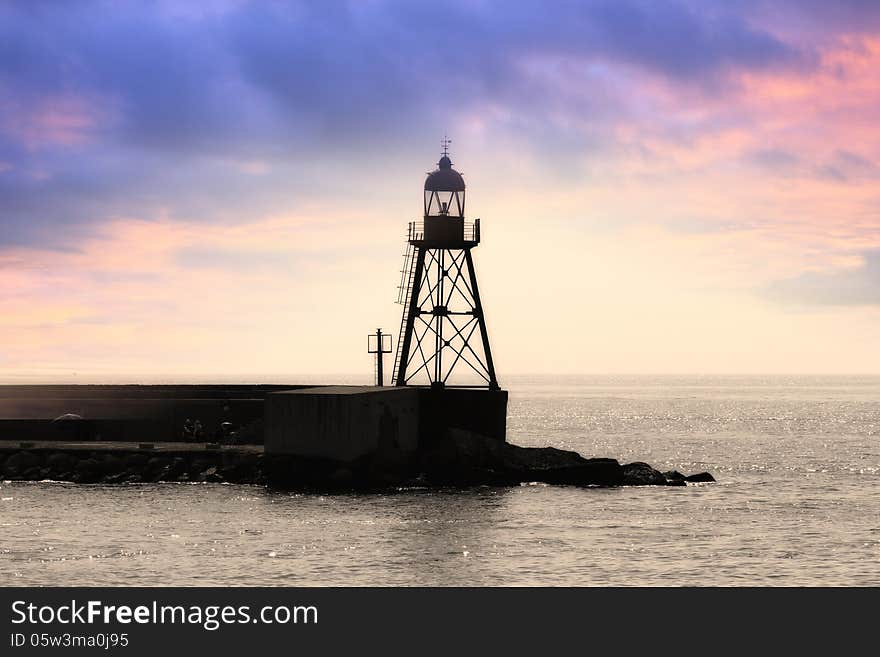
441, 134, 451, 157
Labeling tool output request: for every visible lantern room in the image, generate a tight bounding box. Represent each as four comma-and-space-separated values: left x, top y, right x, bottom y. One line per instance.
424, 155, 465, 218
420, 153, 470, 245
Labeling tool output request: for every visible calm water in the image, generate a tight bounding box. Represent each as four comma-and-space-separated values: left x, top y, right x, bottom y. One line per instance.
2, 376, 879, 586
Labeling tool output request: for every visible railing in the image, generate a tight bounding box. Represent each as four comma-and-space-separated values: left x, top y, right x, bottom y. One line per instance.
407, 218, 481, 243
407, 221, 423, 241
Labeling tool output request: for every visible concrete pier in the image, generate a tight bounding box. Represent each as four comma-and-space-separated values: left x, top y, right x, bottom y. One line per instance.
0, 384, 308, 444
265, 386, 420, 461
0, 383, 613, 490
0, 384, 509, 451
264, 386, 507, 461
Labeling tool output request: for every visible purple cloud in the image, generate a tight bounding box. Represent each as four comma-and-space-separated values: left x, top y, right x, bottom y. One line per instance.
0, 0, 844, 248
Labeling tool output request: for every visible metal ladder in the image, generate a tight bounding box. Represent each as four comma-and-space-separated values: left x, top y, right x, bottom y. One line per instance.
391, 241, 417, 385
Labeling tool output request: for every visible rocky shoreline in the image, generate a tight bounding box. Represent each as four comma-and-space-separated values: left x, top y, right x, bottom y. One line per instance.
0, 445, 264, 485
0, 429, 714, 490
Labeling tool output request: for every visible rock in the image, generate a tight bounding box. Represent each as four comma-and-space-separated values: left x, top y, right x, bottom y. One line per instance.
75, 458, 104, 483
663, 470, 686, 483
46, 452, 77, 474
418, 429, 624, 487
149, 466, 171, 482
507, 446, 622, 486
621, 462, 668, 486
4, 451, 43, 477
136, 455, 172, 482
144, 456, 170, 473
419, 429, 517, 485
103, 471, 131, 484
124, 453, 149, 468
150, 463, 179, 482
98, 454, 125, 476
189, 457, 212, 474
504, 444, 587, 470
199, 466, 224, 483
662, 470, 688, 485
21, 466, 44, 480
151, 457, 188, 481
122, 471, 143, 483
218, 455, 262, 484
685, 472, 716, 483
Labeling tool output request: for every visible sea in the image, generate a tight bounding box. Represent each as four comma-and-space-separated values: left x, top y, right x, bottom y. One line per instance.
2, 375, 878, 586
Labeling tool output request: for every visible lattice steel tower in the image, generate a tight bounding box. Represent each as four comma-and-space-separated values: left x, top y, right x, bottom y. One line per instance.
392, 142, 499, 390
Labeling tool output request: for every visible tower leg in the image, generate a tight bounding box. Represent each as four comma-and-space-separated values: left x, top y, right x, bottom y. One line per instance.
465, 248, 499, 390
434, 249, 445, 387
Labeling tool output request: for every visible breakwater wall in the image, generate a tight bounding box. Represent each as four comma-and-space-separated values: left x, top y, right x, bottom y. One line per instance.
0, 385, 715, 490
0, 435, 714, 490
0, 384, 308, 444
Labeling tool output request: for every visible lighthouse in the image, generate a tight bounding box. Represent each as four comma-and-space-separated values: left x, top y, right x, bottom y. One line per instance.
392, 140, 499, 390
265, 142, 507, 474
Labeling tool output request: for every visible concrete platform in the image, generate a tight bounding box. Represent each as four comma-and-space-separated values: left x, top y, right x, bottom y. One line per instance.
417, 387, 508, 443
265, 386, 419, 462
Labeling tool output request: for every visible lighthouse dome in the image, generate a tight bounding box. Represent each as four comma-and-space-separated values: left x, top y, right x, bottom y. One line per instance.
425, 156, 465, 192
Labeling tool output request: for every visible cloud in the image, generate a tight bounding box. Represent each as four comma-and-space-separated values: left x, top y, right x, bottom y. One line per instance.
746, 148, 802, 171
816, 149, 878, 182
764, 251, 880, 306
0, 0, 820, 249
743, 1, 880, 39
743, 148, 878, 182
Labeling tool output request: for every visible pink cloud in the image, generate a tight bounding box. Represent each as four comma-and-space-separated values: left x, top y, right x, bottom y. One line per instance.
0, 93, 113, 149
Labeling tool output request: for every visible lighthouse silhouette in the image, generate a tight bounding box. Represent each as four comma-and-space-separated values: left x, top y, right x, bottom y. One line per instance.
266, 141, 507, 476
392, 139, 499, 390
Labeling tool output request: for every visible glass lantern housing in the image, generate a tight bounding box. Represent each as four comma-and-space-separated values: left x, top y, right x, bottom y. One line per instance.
424, 189, 465, 218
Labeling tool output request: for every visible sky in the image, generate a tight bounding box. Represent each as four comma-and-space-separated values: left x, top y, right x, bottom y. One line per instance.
1, 0, 879, 382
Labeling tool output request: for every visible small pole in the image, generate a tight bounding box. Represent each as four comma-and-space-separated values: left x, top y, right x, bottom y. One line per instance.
368, 328, 392, 386
376, 328, 384, 387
